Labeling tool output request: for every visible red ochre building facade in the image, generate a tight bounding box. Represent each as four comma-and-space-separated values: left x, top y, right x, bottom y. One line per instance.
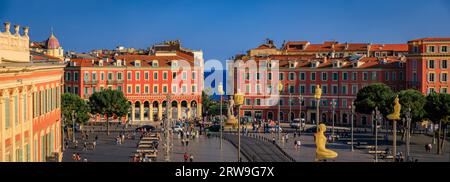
231, 39, 450, 127
64, 42, 204, 125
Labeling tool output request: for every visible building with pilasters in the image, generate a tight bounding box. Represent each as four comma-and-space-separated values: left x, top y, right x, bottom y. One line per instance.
0, 22, 64, 162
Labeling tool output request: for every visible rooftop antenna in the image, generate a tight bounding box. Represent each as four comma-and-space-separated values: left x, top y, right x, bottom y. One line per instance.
51, 26, 54, 36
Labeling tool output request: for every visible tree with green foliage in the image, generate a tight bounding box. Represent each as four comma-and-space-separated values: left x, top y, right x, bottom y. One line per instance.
61, 93, 90, 141
202, 89, 214, 117
397, 89, 427, 141
89, 89, 130, 135
354, 83, 395, 116
425, 92, 450, 154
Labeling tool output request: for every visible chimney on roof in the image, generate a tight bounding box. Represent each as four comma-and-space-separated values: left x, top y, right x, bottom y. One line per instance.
367, 43, 372, 57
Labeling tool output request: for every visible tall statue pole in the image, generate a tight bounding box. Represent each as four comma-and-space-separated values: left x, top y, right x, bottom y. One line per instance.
218, 82, 225, 150
387, 95, 401, 162
314, 85, 322, 132
234, 91, 244, 162
164, 94, 173, 162
277, 83, 284, 141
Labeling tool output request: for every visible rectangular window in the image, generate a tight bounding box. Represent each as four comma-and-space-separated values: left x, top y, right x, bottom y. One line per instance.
441, 73, 448, 82
428, 46, 435, 53
246, 84, 250, 93
22, 94, 27, 122
84, 72, 90, 81
172, 85, 177, 93
192, 85, 197, 93
108, 72, 113, 80
289, 72, 295, 80
310, 72, 316, 81
92, 73, 97, 81
135, 72, 140, 80
74, 72, 79, 81
100, 72, 104, 81
182, 85, 187, 93
363, 72, 368, 81
65, 72, 71, 81
163, 72, 168, 80
279, 73, 284, 80
127, 72, 132, 80
442, 60, 448, 69
392, 72, 396, 81
117, 86, 122, 92
321, 72, 328, 81
163, 85, 168, 93
441, 87, 448, 93
352, 85, 358, 94
342, 85, 348, 94
342, 100, 347, 108
289, 85, 295, 94
321, 85, 328, 94
343, 72, 348, 81
428, 60, 435, 69
84, 87, 89, 96
127, 86, 132, 94
256, 84, 261, 93
300, 72, 306, 80
332, 85, 338, 94
4, 97, 11, 129
135, 85, 140, 94
385, 72, 389, 81
153, 85, 158, 93
442, 46, 448, 53
192, 72, 196, 80
245, 73, 250, 80
310, 85, 316, 94
245, 99, 251, 106
117, 72, 123, 80
371, 72, 377, 81
332, 72, 338, 81
299, 85, 306, 94
145, 72, 149, 80
352, 72, 357, 81
154, 72, 158, 80
144, 85, 149, 93
429, 73, 435, 82
399, 71, 404, 80
14, 96, 18, 126
268, 73, 272, 80
182, 72, 187, 80
256, 73, 260, 80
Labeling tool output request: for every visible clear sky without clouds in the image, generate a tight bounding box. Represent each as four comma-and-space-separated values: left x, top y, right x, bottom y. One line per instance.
1, 0, 450, 61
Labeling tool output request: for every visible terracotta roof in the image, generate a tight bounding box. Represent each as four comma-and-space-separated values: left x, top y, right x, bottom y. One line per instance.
370, 44, 408, 52
409, 38, 450, 42
282, 41, 408, 52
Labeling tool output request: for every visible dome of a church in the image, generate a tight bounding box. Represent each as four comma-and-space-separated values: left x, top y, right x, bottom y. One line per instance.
46, 33, 60, 49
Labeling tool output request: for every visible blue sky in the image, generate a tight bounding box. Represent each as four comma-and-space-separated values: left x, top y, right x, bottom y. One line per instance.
1, 0, 450, 61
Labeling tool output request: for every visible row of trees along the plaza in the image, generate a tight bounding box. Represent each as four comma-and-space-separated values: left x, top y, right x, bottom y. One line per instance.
354, 83, 450, 155
62, 89, 131, 136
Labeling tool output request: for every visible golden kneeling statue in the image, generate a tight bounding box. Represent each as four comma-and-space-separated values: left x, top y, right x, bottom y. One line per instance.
387, 95, 401, 121
315, 124, 338, 161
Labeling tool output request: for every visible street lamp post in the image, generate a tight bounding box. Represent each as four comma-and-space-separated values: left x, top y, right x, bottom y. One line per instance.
289, 94, 293, 125
405, 108, 411, 162
218, 82, 225, 150
278, 83, 283, 141
164, 94, 173, 162
234, 91, 244, 162
349, 102, 355, 152
331, 99, 336, 140
72, 110, 76, 143
298, 96, 303, 135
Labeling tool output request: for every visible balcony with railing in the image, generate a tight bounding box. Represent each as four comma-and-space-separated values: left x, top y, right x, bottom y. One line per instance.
84, 80, 99, 85
107, 79, 124, 85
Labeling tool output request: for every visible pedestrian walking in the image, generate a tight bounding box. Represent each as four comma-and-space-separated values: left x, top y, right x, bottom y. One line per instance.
272, 137, 276, 144
83, 142, 87, 151
184, 153, 189, 162
95, 135, 98, 142
185, 138, 189, 147
93, 141, 96, 150
189, 154, 194, 162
